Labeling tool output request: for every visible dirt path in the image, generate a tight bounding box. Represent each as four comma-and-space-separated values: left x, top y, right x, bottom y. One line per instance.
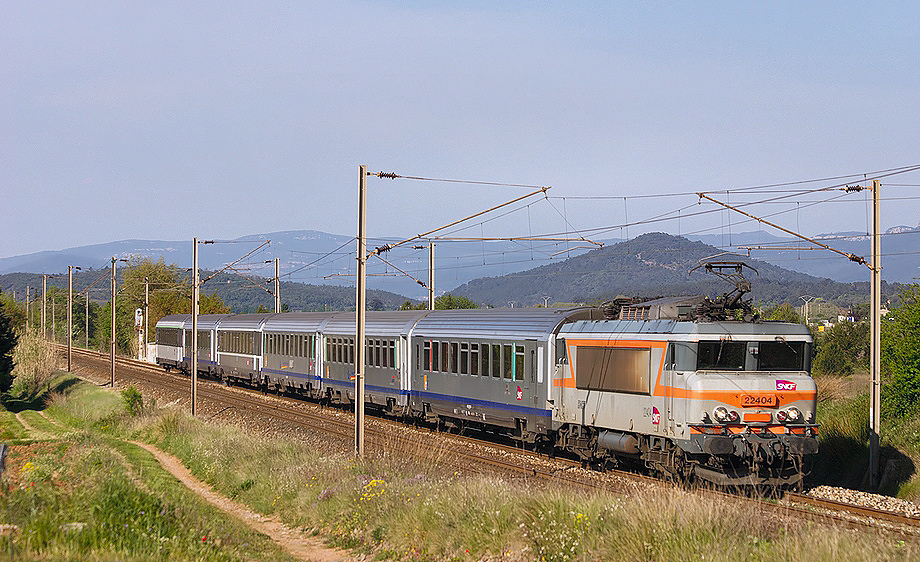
130, 441, 352, 562
14, 411, 53, 439
28, 410, 350, 561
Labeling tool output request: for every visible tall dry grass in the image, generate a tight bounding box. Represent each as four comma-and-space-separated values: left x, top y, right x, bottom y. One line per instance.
10, 332, 60, 398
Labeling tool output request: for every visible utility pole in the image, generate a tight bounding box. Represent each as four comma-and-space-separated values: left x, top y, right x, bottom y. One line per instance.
85, 290, 90, 349
412, 243, 435, 310
869, 179, 882, 489
67, 265, 80, 371
427, 241, 434, 310
355, 165, 368, 457
274, 258, 281, 313
41, 274, 47, 338
110, 257, 116, 387
800, 295, 815, 325
144, 277, 149, 361
192, 238, 200, 417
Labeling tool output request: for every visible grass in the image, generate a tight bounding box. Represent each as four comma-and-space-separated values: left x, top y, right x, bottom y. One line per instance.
2, 360, 918, 559
43, 379, 919, 560
0, 375, 295, 561
812, 373, 920, 498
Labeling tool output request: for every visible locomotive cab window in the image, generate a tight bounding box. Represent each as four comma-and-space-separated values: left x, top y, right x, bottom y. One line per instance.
697, 341, 747, 371
757, 341, 806, 371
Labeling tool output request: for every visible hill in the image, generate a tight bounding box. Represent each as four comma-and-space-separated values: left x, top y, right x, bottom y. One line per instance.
451, 232, 894, 307
0, 269, 413, 313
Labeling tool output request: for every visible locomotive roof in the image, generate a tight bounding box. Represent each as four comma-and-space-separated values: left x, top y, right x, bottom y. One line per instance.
322, 310, 432, 337
262, 312, 337, 333
411, 307, 595, 340
560, 319, 812, 341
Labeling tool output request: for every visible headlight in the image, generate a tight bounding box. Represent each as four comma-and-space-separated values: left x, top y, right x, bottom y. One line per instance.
786, 407, 801, 422
727, 410, 740, 423
776, 410, 788, 422
713, 406, 728, 422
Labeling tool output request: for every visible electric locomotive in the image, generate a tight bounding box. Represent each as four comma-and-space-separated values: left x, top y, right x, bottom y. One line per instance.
155, 262, 817, 488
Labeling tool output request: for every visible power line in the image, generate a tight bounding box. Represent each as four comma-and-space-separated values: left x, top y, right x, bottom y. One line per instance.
371, 171, 548, 189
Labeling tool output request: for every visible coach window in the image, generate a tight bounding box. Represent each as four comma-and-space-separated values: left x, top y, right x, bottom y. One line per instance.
491, 344, 501, 378
480, 344, 489, 377
503, 344, 513, 379
389, 341, 396, 370
441, 342, 449, 372
515, 345, 525, 381
459, 343, 469, 375
469, 344, 479, 376
431, 341, 439, 372
424, 341, 431, 370
450, 343, 459, 374
376, 340, 383, 368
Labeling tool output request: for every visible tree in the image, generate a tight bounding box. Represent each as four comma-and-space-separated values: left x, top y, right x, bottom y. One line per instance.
199, 293, 230, 314
0, 291, 25, 333
435, 294, 478, 310
399, 294, 478, 310
762, 303, 802, 324
92, 258, 230, 355
881, 284, 920, 417
813, 321, 868, 376
0, 290, 19, 391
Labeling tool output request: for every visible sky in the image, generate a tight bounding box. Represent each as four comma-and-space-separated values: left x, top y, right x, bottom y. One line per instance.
2, 1, 919, 260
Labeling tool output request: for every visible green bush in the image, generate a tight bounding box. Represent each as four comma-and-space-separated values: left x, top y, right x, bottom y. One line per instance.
121, 385, 144, 416
882, 285, 920, 417
813, 321, 868, 376
0, 291, 18, 392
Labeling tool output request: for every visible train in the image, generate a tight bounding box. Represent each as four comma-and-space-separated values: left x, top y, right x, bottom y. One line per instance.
155, 289, 818, 488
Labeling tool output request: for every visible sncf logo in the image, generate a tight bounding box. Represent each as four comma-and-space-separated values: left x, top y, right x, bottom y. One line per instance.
775, 380, 797, 391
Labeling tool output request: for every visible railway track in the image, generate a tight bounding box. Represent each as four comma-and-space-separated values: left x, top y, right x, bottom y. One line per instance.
60, 346, 920, 539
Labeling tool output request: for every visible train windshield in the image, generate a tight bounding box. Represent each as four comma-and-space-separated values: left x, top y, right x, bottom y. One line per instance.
757, 341, 806, 371
696, 341, 746, 371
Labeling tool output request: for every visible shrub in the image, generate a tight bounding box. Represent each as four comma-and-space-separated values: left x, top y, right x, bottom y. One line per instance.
813, 321, 868, 376
9, 332, 58, 399
0, 292, 18, 391
121, 385, 144, 416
